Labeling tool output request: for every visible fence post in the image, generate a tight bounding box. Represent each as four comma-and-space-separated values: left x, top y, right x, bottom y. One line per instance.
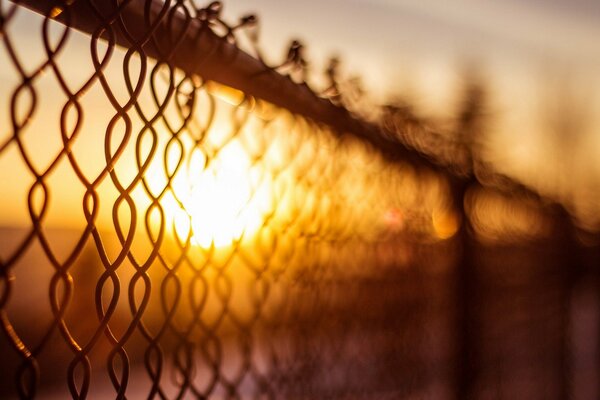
451, 175, 476, 399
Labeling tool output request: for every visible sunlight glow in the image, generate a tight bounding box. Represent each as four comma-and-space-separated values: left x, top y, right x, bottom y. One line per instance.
432, 209, 459, 240
164, 140, 271, 248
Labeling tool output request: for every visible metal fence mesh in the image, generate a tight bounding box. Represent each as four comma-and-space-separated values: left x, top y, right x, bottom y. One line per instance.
0, 1, 455, 398
1, 1, 599, 399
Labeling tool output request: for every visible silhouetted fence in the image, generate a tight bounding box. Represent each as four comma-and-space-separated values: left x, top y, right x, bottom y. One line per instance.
1, 1, 598, 399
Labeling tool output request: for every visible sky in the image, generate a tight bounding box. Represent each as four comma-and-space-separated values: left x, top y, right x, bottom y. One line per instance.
1, 0, 599, 229
224, 0, 600, 226
224, 0, 600, 87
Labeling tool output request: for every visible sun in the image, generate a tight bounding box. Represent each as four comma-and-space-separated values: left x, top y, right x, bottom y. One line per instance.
163, 140, 270, 248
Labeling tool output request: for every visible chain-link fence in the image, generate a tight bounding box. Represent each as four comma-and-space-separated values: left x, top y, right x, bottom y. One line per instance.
1, 0, 599, 399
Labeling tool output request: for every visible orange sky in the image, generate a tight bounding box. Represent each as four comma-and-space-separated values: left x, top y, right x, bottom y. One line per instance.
1, 1, 599, 228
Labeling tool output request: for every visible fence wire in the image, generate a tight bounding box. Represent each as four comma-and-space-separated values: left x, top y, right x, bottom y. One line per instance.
0, 1, 455, 398
1, 1, 599, 399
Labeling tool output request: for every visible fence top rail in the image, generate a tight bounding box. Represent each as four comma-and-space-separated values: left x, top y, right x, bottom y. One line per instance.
14, 0, 460, 177
13, 0, 570, 214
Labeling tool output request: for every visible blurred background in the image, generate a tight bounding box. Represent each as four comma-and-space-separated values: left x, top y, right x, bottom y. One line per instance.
226, 0, 600, 230
1, 0, 599, 399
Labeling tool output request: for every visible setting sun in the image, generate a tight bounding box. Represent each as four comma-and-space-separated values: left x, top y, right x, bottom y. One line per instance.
163, 140, 271, 248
